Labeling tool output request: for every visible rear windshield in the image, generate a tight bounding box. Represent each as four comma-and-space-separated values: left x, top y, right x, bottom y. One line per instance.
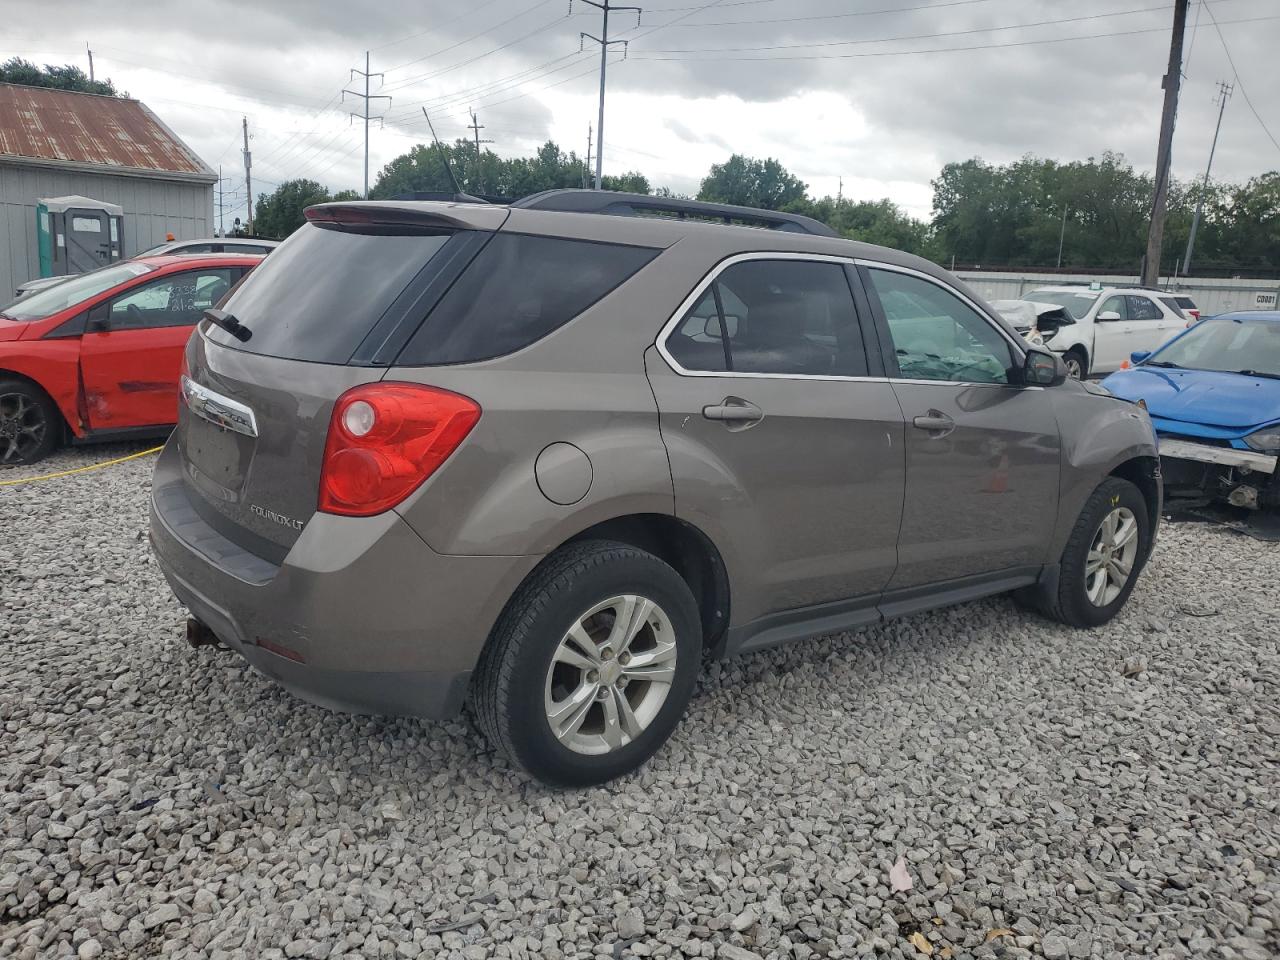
397, 233, 658, 365
205, 222, 452, 363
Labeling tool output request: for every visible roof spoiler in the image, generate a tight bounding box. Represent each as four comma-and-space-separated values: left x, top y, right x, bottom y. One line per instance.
303, 202, 509, 232
512, 189, 839, 237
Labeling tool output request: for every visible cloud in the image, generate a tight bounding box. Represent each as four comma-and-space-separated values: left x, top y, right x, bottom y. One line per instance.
3, 0, 1277, 223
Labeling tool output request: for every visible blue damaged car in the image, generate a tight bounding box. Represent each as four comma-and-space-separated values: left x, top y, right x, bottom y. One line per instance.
1103, 311, 1280, 510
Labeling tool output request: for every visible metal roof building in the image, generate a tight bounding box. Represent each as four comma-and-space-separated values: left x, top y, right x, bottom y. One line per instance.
0, 83, 216, 297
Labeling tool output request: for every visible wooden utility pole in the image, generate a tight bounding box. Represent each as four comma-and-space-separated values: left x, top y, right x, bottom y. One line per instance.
1141, 0, 1189, 287
242, 117, 253, 236
467, 110, 494, 193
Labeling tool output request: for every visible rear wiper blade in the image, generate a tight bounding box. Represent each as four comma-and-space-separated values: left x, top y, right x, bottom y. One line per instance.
203, 307, 252, 343
1236, 368, 1280, 381
1143, 360, 1182, 369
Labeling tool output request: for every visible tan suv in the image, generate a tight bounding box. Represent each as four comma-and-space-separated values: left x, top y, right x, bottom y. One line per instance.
151, 191, 1162, 785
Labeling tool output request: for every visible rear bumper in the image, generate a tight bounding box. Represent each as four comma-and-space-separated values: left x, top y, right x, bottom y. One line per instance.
149, 440, 539, 720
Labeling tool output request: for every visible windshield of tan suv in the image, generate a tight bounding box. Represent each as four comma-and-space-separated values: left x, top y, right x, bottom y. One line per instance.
1, 262, 155, 320
1148, 316, 1280, 376
1025, 289, 1100, 320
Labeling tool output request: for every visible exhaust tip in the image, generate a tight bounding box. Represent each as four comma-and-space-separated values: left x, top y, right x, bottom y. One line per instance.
185, 618, 222, 649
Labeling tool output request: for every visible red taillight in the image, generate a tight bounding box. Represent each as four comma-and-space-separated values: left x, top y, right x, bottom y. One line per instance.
318, 382, 480, 517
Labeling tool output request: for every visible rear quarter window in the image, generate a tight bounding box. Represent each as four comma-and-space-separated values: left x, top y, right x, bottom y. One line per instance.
397, 233, 658, 365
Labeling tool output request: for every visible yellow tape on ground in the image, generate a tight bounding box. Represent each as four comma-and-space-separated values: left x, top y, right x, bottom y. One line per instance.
0, 445, 163, 487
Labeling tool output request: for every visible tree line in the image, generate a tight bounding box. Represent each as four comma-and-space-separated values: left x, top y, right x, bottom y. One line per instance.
254, 142, 1277, 275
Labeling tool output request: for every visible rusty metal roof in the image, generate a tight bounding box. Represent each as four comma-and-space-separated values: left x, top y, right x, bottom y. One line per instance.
0, 83, 214, 181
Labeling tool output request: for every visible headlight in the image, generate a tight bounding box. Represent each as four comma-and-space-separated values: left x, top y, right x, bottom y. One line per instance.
1244, 427, 1280, 454
1024, 329, 1044, 346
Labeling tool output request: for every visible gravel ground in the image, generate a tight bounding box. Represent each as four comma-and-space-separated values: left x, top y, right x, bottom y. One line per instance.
2, 443, 1278, 960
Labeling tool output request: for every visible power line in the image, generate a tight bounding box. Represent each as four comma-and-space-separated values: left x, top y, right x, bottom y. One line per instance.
626, 13, 1280, 62
638, 4, 1183, 54
369, 0, 510, 52
1201, 0, 1280, 155
382, 0, 557, 79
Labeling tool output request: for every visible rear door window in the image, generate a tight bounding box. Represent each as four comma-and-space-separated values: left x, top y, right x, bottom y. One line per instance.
665, 259, 870, 376
1127, 295, 1163, 321
397, 234, 658, 365
207, 222, 454, 363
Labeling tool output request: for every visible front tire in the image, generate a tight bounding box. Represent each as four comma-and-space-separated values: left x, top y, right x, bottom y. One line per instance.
1063, 348, 1087, 380
471, 540, 702, 787
0, 378, 59, 466
1037, 477, 1150, 628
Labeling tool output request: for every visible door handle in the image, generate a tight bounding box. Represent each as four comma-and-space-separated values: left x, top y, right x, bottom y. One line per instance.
912, 412, 955, 436
702, 397, 763, 426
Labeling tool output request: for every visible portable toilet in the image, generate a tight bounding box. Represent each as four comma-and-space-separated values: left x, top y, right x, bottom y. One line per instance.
36, 196, 125, 279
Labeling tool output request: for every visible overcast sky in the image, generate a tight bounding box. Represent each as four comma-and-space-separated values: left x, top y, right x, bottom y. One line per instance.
6, 0, 1280, 224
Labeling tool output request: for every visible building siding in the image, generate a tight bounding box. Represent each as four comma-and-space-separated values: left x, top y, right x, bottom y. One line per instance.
0, 164, 213, 297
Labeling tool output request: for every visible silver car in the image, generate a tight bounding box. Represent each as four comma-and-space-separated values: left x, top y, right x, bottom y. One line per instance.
150, 191, 1161, 785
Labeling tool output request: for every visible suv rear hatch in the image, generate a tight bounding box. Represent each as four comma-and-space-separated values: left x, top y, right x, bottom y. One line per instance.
175, 203, 507, 561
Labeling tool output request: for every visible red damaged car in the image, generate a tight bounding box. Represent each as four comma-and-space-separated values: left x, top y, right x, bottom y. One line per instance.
0, 254, 262, 465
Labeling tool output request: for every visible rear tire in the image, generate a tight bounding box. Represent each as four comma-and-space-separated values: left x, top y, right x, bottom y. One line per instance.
0, 378, 59, 466
1063, 347, 1087, 380
1035, 477, 1150, 628
471, 540, 701, 787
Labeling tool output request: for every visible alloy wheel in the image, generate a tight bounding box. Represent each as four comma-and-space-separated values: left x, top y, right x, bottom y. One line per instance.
1085, 506, 1139, 606
1065, 355, 1084, 379
0, 392, 47, 464
543, 594, 677, 756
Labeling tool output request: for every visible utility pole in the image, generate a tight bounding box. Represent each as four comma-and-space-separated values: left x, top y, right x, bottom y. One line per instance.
467, 110, 494, 194
1182, 80, 1232, 277
344, 52, 391, 199
583, 124, 593, 189
577, 0, 642, 189
1057, 204, 1070, 269
86, 43, 94, 83
242, 117, 253, 236
218, 165, 224, 237
837, 176, 843, 204
1141, 0, 1189, 288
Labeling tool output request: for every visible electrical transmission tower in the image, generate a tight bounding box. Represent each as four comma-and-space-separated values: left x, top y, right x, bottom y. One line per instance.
576, 0, 642, 190
467, 110, 495, 193
344, 52, 391, 199
1182, 80, 1232, 277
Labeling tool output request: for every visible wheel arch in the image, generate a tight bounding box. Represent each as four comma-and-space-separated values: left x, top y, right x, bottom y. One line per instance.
0, 367, 72, 442
1108, 454, 1161, 552
1063, 342, 1090, 375
560, 513, 732, 655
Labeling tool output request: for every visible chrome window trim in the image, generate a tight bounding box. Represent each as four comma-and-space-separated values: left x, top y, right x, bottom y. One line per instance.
655, 251, 877, 382
180, 375, 259, 438
654, 251, 1033, 389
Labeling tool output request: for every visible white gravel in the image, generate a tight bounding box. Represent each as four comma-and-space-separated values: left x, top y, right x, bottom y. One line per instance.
2, 444, 1278, 960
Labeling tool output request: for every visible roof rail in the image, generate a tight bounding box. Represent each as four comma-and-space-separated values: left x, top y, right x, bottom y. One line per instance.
512, 189, 839, 238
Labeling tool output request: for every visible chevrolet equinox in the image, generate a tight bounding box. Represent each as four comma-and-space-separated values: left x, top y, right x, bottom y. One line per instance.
150, 190, 1162, 786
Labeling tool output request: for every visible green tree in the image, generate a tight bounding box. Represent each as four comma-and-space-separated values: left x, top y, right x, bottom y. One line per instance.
698, 154, 808, 210
371, 140, 612, 200
254, 179, 333, 239
799, 196, 932, 255
0, 57, 121, 96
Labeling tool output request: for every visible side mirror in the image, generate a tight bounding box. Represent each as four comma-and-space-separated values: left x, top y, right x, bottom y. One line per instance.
1130, 350, 1151, 366
87, 306, 110, 332
1096, 310, 1122, 322
1023, 347, 1067, 387
703, 314, 739, 339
